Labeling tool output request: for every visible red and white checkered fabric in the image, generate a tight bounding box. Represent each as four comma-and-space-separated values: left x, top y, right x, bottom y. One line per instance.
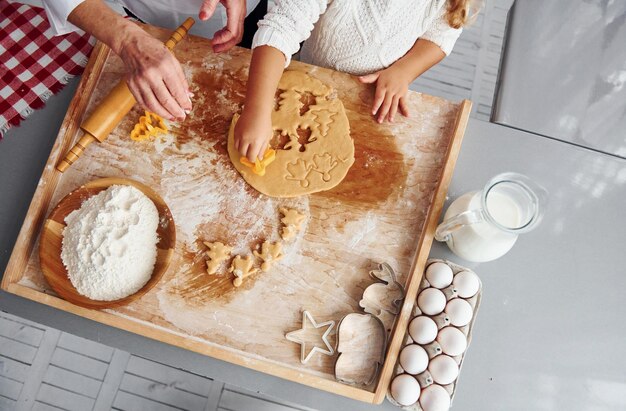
0, 0, 94, 138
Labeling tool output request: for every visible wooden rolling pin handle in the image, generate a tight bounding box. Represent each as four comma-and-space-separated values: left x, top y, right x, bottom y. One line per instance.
164, 18, 195, 50
56, 18, 195, 173
56, 133, 96, 172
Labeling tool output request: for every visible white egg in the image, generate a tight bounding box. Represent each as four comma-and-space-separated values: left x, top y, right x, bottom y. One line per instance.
390, 374, 421, 406
437, 326, 467, 356
453, 270, 480, 298
425, 262, 453, 289
445, 298, 473, 327
419, 384, 451, 411
409, 316, 438, 345
399, 344, 429, 375
417, 288, 446, 315
428, 355, 459, 385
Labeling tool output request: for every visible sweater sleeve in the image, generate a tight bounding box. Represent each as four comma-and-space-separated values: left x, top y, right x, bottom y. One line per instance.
420, 5, 462, 56
42, 0, 85, 36
251, 0, 328, 66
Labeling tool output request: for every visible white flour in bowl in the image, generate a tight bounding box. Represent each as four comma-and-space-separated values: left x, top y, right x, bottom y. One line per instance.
61, 185, 159, 301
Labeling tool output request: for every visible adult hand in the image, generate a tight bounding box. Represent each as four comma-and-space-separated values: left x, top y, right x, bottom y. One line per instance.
119, 29, 192, 121
199, 0, 246, 53
359, 67, 411, 123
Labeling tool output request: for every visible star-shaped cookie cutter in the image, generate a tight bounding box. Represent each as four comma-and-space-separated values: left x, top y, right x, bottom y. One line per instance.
285, 310, 335, 364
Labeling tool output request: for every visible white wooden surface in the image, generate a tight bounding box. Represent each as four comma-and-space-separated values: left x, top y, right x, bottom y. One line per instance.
411, 0, 514, 120
0, 311, 315, 411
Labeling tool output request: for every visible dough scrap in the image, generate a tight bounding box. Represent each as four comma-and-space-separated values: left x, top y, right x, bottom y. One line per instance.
279, 207, 305, 229
280, 225, 298, 241
253, 241, 283, 272
203, 241, 232, 275
229, 255, 258, 287
227, 70, 354, 197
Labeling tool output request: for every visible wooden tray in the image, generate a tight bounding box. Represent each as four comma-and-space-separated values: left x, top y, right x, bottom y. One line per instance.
1, 24, 471, 404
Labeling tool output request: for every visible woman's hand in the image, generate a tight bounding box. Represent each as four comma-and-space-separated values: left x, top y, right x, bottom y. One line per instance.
359, 66, 411, 123
199, 0, 246, 52
118, 28, 192, 121
234, 108, 273, 162
68, 0, 192, 121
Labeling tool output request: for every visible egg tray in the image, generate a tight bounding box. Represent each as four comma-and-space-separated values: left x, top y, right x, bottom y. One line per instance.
386, 259, 482, 410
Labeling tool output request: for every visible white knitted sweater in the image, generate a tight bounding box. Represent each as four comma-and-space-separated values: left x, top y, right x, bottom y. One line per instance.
252, 0, 462, 76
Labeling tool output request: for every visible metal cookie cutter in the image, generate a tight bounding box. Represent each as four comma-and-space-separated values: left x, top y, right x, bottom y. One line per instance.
285, 310, 335, 364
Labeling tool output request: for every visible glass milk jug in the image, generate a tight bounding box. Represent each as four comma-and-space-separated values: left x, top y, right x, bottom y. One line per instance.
435, 173, 547, 262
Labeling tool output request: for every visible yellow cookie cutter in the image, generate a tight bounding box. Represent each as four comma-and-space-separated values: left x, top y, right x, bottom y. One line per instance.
130, 111, 168, 141
240, 148, 276, 176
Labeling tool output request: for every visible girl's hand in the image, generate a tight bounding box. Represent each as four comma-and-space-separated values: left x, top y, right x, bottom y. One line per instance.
359, 67, 411, 123
234, 108, 273, 162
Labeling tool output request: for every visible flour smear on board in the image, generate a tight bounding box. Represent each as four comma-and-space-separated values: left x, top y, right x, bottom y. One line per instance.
61, 185, 159, 301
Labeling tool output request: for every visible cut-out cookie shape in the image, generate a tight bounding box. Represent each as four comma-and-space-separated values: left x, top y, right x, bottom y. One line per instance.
227, 70, 355, 197
359, 262, 405, 336
286, 310, 335, 364
130, 111, 168, 141
203, 241, 232, 275
286, 159, 313, 187
253, 241, 283, 272
281, 225, 298, 241
279, 207, 306, 241
240, 148, 276, 176
229, 255, 258, 287
312, 153, 339, 182
335, 313, 386, 386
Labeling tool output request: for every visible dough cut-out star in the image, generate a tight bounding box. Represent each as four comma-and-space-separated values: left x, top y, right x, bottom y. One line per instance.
285, 310, 335, 364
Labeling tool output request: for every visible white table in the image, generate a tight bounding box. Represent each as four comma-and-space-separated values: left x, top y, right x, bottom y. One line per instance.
2, 78, 626, 410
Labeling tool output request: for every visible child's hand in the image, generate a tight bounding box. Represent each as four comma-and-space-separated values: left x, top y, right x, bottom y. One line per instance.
359, 66, 411, 123
234, 108, 273, 162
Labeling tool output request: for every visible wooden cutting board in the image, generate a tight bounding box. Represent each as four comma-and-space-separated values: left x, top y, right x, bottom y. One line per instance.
1, 24, 470, 403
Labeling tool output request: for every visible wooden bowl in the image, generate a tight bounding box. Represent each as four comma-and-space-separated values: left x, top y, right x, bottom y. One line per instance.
39, 177, 176, 309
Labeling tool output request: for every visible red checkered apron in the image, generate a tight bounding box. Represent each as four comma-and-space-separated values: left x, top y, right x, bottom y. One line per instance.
0, 0, 94, 138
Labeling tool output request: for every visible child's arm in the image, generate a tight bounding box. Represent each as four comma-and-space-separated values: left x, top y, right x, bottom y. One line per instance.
234, 46, 286, 162
359, 39, 445, 123
360, 4, 463, 124
234, 0, 327, 161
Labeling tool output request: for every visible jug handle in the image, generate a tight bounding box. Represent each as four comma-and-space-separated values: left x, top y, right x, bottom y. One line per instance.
434, 209, 484, 242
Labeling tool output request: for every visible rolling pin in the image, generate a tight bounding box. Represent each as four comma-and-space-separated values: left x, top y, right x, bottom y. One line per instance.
56, 17, 195, 173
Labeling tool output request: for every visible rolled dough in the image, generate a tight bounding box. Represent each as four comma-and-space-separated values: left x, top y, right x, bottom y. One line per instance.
227, 70, 355, 197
